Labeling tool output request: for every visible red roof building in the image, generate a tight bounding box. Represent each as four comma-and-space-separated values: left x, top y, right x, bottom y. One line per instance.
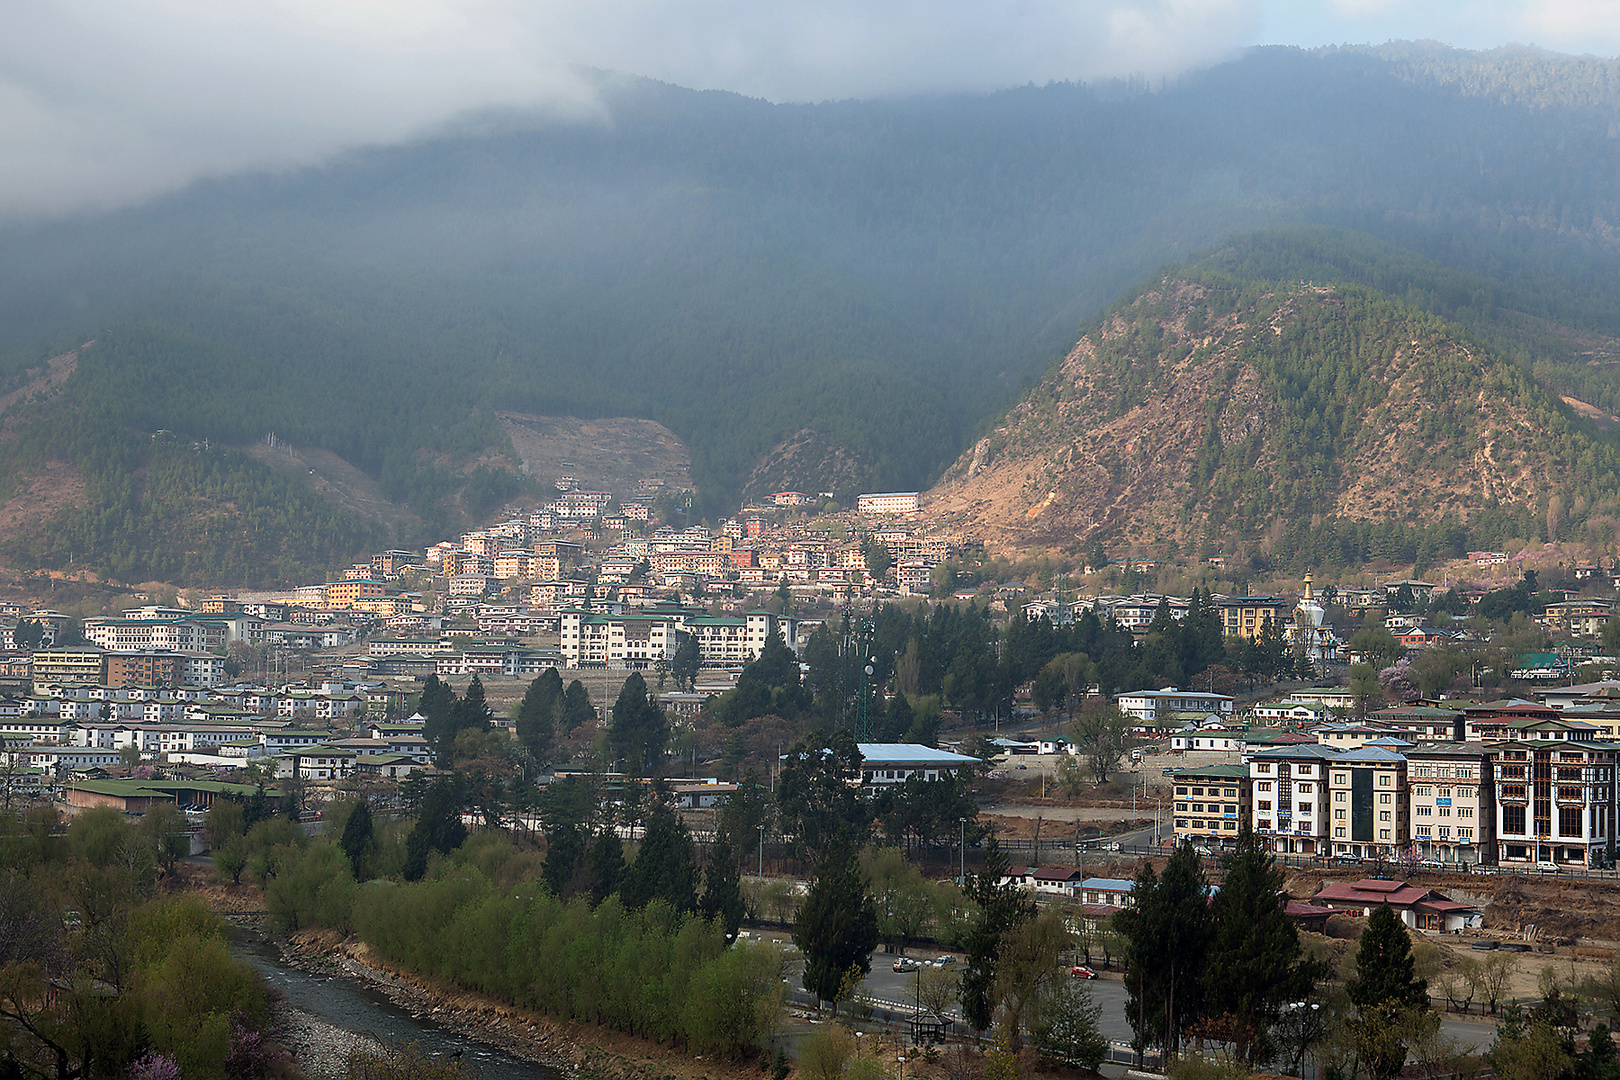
1309, 878, 1481, 934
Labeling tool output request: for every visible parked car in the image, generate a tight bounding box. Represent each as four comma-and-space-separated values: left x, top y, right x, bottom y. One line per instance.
1070, 965, 1098, 979
1536, 861, 1562, 873
893, 959, 921, 973
933, 956, 956, 967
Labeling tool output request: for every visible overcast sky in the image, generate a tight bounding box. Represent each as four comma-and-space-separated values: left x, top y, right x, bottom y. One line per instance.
2, 0, 1618, 219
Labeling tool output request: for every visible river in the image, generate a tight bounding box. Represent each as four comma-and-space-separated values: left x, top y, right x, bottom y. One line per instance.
232, 931, 561, 1080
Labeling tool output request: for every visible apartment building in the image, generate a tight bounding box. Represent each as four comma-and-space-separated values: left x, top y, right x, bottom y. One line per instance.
856, 492, 921, 516
1116, 688, 1235, 724
1324, 746, 1409, 860
1218, 597, 1287, 640
558, 606, 791, 668
31, 648, 107, 685
1492, 739, 1619, 868
1406, 743, 1494, 866
1171, 763, 1251, 849
1249, 744, 1337, 855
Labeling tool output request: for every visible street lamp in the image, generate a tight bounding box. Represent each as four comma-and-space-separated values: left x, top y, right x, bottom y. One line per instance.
758, 822, 766, 879
958, 816, 967, 884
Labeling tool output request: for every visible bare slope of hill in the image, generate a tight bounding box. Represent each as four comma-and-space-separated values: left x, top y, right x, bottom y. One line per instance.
928, 276, 1620, 559
498, 414, 692, 495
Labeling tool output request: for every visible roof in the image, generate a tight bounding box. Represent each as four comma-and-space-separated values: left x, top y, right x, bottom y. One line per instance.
1311, 879, 1479, 914
1171, 763, 1249, 779
856, 743, 980, 766
1080, 877, 1135, 892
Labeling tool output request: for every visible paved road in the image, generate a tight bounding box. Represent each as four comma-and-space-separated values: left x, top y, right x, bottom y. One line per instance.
861, 951, 1498, 1054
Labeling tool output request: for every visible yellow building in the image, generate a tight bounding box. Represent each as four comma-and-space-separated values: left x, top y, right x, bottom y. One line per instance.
322, 579, 387, 608
1219, 596, 1287, 639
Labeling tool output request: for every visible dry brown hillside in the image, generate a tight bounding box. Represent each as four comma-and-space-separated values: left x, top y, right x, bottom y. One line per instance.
926, 278, 1609, 558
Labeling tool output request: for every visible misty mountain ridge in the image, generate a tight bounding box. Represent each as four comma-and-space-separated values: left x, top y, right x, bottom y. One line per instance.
5, 42, 1620, 584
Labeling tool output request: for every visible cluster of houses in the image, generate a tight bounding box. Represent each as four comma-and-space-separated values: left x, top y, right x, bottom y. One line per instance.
1166, 681, 1620, 871
997, 865, 1483, 935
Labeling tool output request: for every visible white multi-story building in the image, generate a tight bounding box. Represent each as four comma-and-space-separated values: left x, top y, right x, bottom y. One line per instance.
1249, 743, 1339, 855
856, 492, 921, 516
1117, 688, 1235, 724
1492, 739, 1619, 869
557, 606, 792, 668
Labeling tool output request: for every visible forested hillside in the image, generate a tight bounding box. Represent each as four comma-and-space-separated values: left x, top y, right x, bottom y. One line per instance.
4, 43, 1620, 580
929, 247, 1620, 572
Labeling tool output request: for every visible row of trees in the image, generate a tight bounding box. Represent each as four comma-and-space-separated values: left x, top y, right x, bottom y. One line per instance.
1112, 826, 1459, 1079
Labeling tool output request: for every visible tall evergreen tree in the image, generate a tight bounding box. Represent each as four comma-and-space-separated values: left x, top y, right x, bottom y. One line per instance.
700, 832, 747, 942
418, 675, 459, 766
1116, 840, 1211, 1057
776, 729, 866, 856
671, 633, 701, 692
622, 805, 698, 913
517, 668, 564, 768
586, 831, 625, 906
794, 830, 879, 1011
1202, 824, 1326, 1065
1347, 903, 1432, 1080
958, 838, 1037, 1032
561, 679, 596, 733
454, 675, 493, 735
542, 826, 585, 898
403, 776, 468, 881
339, 800, 375, 880
610, 672, 669, 776
1349, 903, 1428, 1012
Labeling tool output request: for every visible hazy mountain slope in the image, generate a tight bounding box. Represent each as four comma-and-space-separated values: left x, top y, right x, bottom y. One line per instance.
2, 45, 1620, 590
5, 45, 1620, 517
928, 266, 1620, 570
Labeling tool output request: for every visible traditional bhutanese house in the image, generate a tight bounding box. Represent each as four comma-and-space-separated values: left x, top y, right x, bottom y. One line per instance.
1558, 703, 1620, 741
1463, 699, 1561, 741
1309, 878, 1482, 933
1371, 705, 1465, 742
1000, 866, 1087, 897
1284, 901, 1336, 933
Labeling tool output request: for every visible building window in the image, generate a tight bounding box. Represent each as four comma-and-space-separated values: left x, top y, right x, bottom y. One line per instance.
1258, 801, 1272, 811
1380, 829, 1391, 840
1380, 811, 1392, 822
1417, 825, 1431, 837
1560, 807, 1584, 837
1503, 805, 1527, 834
1335, 791, 1346, 802
1379, 793, 1392, 804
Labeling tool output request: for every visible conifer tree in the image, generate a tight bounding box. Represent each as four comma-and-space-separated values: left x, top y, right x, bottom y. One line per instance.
794, 831, 878, 1010
610, 673, 668, 776
562, 680, 596, 733
587, 831, 625, 906
517, 668, 563, 767
339, 800, 374, 879
1203, 824, 1326, 1065
622, 805, 698, 913
700, 832, 747, 942
1116, 840, 1211, 1056
1347, 903, 1432, 1080
1349, 904, 1428, 1013
418, 675, 459, 766
958, 839, 1036, 1032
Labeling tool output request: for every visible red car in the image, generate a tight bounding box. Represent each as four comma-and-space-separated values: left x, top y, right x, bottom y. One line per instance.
1070, 965, 1098, 979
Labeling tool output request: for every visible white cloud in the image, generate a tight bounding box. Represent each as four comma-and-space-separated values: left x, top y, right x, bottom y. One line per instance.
1516, 0, 1620, 52
0, 0, 1261, 219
